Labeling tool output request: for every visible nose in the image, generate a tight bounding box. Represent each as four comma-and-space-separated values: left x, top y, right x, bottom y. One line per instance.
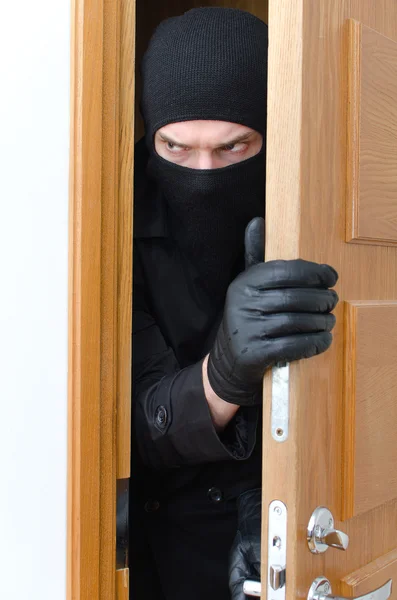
196, 151, 216, 170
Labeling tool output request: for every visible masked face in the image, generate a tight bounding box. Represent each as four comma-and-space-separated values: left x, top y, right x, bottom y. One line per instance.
141, 8, 268, 300
153, 121, 263, 169
148, 119, 266, 301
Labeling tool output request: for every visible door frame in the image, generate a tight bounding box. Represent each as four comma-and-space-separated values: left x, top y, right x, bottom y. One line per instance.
67, 0, 135, 597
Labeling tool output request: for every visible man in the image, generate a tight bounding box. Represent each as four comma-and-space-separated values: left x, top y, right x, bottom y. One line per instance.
130, 7, 338, 600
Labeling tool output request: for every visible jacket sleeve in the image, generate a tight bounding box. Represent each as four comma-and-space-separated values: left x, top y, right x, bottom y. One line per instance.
132, 253, 259, 469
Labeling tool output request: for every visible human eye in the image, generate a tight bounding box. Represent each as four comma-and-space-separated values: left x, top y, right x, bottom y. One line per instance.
220, 142, 247, 154
165, 141, 187, 154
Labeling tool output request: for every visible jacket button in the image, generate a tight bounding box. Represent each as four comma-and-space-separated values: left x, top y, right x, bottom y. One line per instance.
155, 405, 168, 429
207, 487, 223, 503
144, 499, 160, 513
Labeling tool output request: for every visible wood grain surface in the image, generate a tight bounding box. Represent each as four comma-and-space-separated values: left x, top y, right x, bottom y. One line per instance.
68, 0, 103, 597
100, 0, 121, 596
341, 548, 397, 598
68, 0, 135, 597
347, 21, 397, 246
344, 301, 397, 518
261, 1, 303, 594
263, 1, 397, 598
116, 569, 129, 600
117, 0, 135, 480
346, 18, 362, 246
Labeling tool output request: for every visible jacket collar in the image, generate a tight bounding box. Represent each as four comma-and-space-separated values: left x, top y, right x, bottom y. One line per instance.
133, 137, 168, 239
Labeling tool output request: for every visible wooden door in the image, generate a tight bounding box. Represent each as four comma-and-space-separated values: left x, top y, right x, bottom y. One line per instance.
68, 0, 135, 598
262, 1, 397, 599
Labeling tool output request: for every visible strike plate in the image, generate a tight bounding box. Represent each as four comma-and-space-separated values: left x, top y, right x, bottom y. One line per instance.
268, 500, 287, 600
271, 363, 289, 442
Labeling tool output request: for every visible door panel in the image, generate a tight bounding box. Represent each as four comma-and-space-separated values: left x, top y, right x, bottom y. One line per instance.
347, 21, 397, 245
341, 549, 397, 597
344, 301, 397, 519
263, 1, 397, 598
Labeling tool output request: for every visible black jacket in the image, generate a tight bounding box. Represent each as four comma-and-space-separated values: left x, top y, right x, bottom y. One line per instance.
129, 140, 262, 600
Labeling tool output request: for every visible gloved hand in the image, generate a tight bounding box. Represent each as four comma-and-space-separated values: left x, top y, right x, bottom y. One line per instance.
229, 488, 261, 600
207, 217, 339, 406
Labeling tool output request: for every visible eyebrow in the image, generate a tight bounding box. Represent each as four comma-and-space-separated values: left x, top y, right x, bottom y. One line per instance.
158, 130, 256, 148
218, 131, 255, 147
158, 133, 190, 148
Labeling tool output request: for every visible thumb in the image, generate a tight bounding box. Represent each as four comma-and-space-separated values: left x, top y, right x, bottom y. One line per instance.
244, 217, 265, 269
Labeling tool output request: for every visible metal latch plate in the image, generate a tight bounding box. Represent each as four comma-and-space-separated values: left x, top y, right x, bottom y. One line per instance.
268, 500, 287, 599
271, 364, 289, 442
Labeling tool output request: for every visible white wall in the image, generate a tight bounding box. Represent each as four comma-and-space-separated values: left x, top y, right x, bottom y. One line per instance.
0, 1, 70, 598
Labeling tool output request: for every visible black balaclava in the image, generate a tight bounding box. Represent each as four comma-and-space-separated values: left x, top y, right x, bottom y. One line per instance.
141, 8, 268, 300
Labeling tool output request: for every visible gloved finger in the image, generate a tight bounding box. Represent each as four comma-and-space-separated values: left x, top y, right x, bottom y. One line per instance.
246, 259, 338, 290
256, 331, 333, 364
230, 490, 262, 600
245, 217, 265, 269
229, 533, 250, 600
248, 287, 339, 314
229, 564, 250, 600
257, 312, 336, 339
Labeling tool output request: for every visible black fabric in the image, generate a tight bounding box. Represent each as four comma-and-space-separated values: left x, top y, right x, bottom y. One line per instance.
141, 7, 268, 301
129, 139, 262, 600
131, 9, 268, 597
141, 8, 268, 140
148, 148, 265, 297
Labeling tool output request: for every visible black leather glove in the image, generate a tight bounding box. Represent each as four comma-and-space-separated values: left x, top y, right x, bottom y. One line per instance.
229, 488, 261, 600
207, 218, 339, 405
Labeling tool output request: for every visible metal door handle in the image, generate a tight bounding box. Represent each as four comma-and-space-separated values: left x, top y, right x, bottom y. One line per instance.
307, 507, 349, 554
318, 529, 349, 551
308, 577, 392, 600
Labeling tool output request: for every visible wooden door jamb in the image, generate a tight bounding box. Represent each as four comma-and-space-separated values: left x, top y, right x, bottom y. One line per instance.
67, 0, 135, 597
